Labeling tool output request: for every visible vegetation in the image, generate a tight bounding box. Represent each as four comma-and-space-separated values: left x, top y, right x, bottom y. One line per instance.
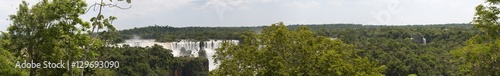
7, 0, 91, 75
0, 32, 28, 76
99, 44, 207, 76
317, 25, 478, 75
211, 22, 386, 75
2, 0, 500, 76
120, 23, 478, 75
119, 25, 252, 42
450, 0, 500, 75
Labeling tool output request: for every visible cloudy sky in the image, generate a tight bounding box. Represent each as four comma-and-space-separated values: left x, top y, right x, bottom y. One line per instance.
0, 0, 484, 31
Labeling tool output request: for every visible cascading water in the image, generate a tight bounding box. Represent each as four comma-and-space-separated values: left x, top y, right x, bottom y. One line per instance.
118, 38, 239, 71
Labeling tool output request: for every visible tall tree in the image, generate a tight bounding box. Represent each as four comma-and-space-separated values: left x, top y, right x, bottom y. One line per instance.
8, 0, 89, 75
451, 0, 500, 75
211, 22, 386, 75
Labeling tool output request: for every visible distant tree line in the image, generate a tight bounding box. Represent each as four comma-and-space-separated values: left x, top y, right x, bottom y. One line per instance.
118, 25, 254, 42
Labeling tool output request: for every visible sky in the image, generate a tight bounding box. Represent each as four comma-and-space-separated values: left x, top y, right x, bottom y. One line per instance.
0, 0, 485, 32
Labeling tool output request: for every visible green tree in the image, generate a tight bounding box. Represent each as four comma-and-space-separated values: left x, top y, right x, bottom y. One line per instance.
155, 34, 178, 42
8, 0, 90, 75
0, 32, 28, 76
211, 22, 386, 76
108, 44, 175, 75
450, 0, 500, 75
172, 57, 209, 76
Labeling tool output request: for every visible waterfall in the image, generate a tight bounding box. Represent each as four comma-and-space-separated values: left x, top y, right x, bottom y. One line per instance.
423, 38, 427, 45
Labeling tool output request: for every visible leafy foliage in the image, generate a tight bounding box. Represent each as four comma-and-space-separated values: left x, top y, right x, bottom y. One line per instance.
104, 44, 175, 75
211, 22, 386, 76
172, 57, 209, 76
0, 32, 28, 76
99, 44, 208, 76
317, 25, 477, 76
450, 0, 500, 75
120, 23, 478, 76
2, 0, 493, 75
7, 0, 90, 75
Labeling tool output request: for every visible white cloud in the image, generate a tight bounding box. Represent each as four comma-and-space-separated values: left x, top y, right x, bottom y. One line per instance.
119, 0, 193, 13
328, 0, 343, 7
201, 0, 276, 21
85, 0, 195, 20
0, 0, 487, 32
202, 0, 275, 9
412, 0, 456, 4
283, 1, 321, 9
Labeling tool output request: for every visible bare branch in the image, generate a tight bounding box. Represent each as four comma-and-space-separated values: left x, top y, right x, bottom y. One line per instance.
85, 2, 131, 13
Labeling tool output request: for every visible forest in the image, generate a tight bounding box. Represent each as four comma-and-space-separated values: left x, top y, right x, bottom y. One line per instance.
117, 23, 479, 75
1, 0, 500, 76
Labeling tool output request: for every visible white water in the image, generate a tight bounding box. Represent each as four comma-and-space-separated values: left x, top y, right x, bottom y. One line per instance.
117, 39, 239, 71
